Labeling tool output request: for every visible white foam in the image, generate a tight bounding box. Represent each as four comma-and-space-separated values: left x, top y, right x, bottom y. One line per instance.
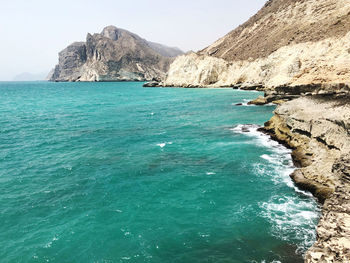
44, 236, 59, 248
258, 153, 297, 189
242, 99, 254, 107
233, 99, 276, 107
206, 172, 216, 175
157, 142, 173, 148
232, 99, 256, 107
230, 124, 260, 133
260, 154, 282, 166
260, 195, 320, 254
231, 124, 291, 154
232, 124, 320, 254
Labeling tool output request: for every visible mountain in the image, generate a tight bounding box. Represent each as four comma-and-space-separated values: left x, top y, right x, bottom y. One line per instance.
48, 26, 183, 82
199, 0, 350, 62
164, 0, 350, 89
147, 42, 183, 58
13, 72, 48, 81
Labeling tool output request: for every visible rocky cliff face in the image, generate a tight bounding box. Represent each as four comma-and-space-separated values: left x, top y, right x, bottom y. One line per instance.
200, 0, 350, 62
262, 95, 350, 262
49, 26, 183, 82
164, 0, 350, 89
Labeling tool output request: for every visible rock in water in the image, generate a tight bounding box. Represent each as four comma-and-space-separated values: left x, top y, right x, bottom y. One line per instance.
143, 81, 160, 87
248, 96, 267, 105
48, 26, 183, 82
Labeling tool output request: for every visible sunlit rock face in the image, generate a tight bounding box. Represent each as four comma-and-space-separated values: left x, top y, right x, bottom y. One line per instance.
48, 26, 183, 82
164, 0, 350, 90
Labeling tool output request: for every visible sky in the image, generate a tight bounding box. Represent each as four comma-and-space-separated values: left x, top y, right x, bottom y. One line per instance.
0, 0, 266, 81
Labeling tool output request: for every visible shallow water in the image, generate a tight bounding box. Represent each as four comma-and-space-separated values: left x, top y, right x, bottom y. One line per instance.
0, 82, 320, 263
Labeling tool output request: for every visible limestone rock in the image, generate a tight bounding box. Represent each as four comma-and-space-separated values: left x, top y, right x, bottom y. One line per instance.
164, 32, 350, 89
163, 0, 350, 90
247, 96, 267, 105
262, 96, 350, 262
271, 100, 286, 105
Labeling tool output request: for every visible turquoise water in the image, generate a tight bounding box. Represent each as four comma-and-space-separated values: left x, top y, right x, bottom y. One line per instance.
0, 82, 320, 263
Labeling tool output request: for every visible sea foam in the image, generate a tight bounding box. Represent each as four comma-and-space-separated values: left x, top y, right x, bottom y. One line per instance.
157, 142, 173, 148
232, 124, 320, 254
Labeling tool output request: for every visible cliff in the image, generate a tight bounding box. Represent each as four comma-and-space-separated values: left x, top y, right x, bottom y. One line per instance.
163, 0, 350, 89
48, 26, 183, 82
262, 95, 350, 262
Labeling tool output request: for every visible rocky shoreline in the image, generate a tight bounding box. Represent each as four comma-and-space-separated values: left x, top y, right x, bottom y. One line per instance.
256, 92, 350, 262
154, 81, 350, 261
156, 0, 350, 259
157, 80, 350, 261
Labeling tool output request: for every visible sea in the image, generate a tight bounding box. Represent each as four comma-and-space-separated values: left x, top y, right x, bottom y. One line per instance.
0, 81, 320, 263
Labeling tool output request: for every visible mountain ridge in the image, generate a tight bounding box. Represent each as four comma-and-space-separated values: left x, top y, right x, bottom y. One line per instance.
164, 0, 350, 89
48, 26, 183, 82
199, 0, 350, 61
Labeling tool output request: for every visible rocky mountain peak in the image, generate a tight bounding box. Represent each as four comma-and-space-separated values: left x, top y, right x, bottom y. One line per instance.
48, 26, 184, 82
101, 25, 123, 41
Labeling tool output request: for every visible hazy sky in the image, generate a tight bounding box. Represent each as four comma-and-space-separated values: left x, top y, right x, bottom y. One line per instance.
0, 0, 266, 80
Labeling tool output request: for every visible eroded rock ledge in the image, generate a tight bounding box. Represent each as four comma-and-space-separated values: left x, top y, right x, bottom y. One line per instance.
261, 95, 350, 262
247, 83, 350, 105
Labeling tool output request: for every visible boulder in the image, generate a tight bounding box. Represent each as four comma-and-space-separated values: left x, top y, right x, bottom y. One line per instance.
247, 96, 267, 105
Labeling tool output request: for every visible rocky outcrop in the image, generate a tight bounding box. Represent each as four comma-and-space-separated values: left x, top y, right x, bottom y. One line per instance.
143, 81, 161, 87
247, 96, 268, 105
49, 42, 87, 82
246, 83, 350, 106
164, 31, 350, 88
163, 0, 350, 89
48, 26, 183, 82
262, 96, 350, 262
